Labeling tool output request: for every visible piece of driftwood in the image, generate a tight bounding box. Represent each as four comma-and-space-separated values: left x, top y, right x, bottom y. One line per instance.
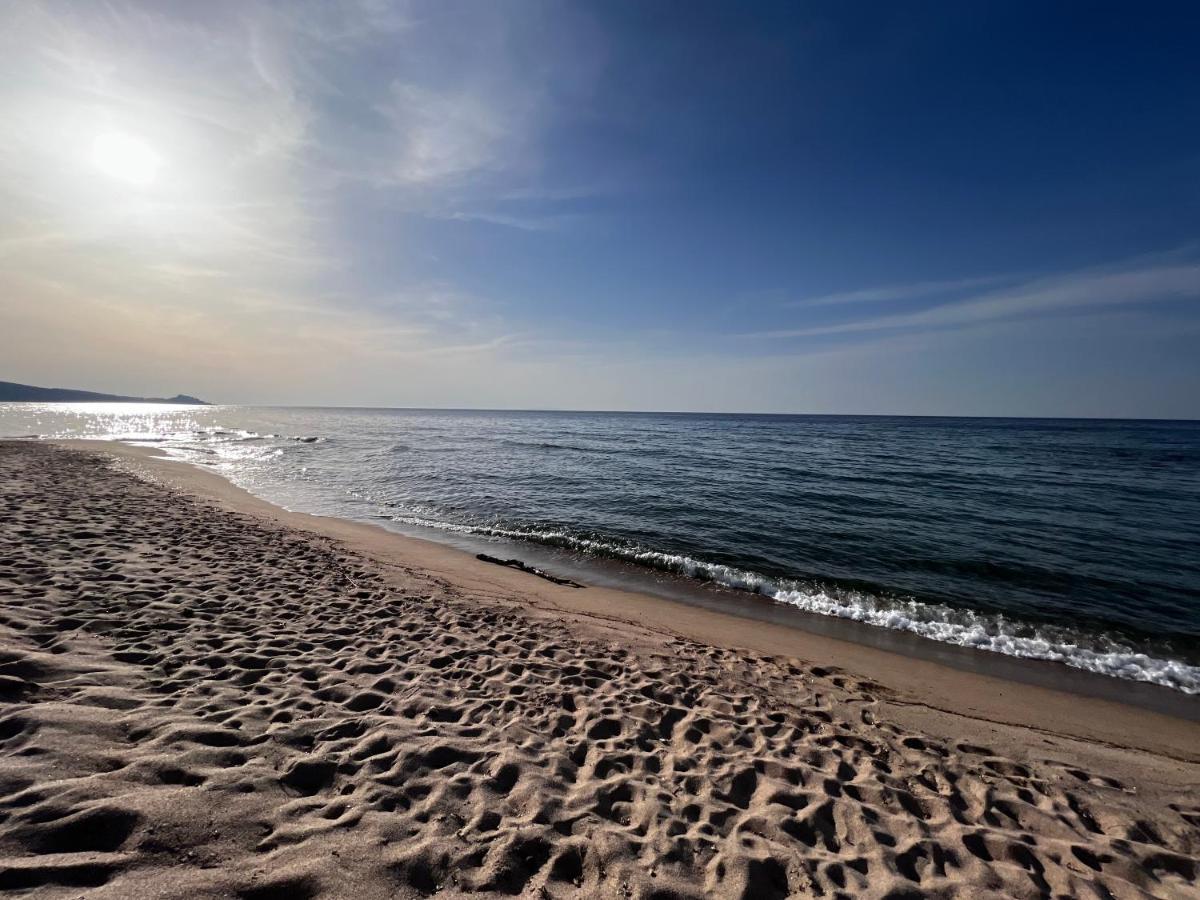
475, 554, 584, 588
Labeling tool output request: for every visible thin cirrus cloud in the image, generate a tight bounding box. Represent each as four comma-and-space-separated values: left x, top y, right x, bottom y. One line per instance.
748, 260, 1200, 341
0, 0, 565, 363
786, 274, 1015, 308
1, 1, 1197, 416
373, 83, 528, 188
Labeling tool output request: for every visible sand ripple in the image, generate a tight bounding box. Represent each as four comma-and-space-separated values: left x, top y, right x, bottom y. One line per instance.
0, 442, 1197, 898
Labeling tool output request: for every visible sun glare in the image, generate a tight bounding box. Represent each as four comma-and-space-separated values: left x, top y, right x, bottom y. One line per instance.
92, 132, 162, 187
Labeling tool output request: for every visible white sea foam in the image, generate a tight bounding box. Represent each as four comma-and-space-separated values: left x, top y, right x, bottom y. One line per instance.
5, 404, 1194, 697
766, 585, 1200, 693
385, 514, 1200, 694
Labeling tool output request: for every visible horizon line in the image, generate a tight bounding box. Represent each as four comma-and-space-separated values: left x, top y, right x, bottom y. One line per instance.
186, 403, 1200, 423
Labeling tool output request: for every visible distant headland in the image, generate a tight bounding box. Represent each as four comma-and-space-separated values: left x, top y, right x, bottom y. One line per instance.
0, 380, 210, 405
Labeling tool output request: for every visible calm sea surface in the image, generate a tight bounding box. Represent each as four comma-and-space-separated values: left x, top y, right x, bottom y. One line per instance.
4, 404, 1198, 693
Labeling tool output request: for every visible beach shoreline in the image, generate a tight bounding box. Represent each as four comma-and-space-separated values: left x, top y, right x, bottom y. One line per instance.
1, 404, 1194, 702
357, 513, 1200, 724
2, 439, 1198, 897
69, 438, 1200, 743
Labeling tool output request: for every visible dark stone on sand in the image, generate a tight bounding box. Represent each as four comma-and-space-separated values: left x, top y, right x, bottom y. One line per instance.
475, 554, 584, 588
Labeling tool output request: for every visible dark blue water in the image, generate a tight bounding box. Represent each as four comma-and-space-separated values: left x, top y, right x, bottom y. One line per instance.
5, 404, 1199, 691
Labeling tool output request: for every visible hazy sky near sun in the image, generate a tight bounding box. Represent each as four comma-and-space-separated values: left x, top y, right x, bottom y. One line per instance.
2, 1, 1199, 416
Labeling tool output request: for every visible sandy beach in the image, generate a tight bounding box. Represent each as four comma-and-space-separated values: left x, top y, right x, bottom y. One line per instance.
1, 439, 1198, 899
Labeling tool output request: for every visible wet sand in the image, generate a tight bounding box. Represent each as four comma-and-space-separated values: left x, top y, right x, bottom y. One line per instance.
1, 440, 1197, 898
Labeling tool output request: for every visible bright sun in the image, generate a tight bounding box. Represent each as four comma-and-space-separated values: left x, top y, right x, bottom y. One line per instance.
92, 132, 162, 187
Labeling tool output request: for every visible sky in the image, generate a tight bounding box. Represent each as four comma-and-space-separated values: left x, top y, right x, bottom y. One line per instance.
1, 1, 1199, 417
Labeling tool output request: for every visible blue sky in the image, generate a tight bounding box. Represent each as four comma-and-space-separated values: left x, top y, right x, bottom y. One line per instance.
1, 1, 1198, 415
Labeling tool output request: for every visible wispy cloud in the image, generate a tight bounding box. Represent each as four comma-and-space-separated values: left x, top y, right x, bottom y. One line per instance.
365, 69, 548, 190
2, 2, 1195, 416
439, 210, 583, 232
748, 260, 1200, 340
0, 0, 579, 381
787, 274, 1012, 307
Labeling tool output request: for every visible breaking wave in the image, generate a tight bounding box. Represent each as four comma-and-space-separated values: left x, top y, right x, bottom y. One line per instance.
383, 513, 1200, 694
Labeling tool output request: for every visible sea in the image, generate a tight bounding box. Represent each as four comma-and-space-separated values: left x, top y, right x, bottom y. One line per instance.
3, 403, 1198, 695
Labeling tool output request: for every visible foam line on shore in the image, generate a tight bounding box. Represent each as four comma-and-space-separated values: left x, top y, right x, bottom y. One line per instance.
383, 513, 1200, 694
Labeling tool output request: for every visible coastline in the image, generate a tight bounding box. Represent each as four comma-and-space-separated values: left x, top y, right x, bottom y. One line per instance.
1, 405, 1193, 700
69, 439, 1200, 753
2, 439, 1197, 898
362, 515, 1200, 722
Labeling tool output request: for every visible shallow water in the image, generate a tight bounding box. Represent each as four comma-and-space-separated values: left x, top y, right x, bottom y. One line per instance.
4, 402, 1198, 692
